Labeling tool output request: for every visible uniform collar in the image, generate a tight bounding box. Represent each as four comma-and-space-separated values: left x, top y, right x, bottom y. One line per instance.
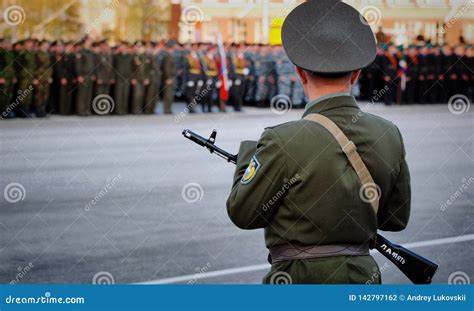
302, 93, 359, 118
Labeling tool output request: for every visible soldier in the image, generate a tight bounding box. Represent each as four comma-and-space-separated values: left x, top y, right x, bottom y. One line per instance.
417, 45, 430, 104
143, 41, 162, 114
254, 45, 276, 107
441, 44, 456, 101
429, 45, 443, 104
201, 44, 220, 113
453, 45, 469, 98
228, 43, 248, 112
243, 44, 257, 106
16, 39, 36, 117
94, 40, 114, 107
403, 45, 419, 104
159, 39, 176, 114
226, 0, 410, 284
74, 39, 96, 116
380, 44, 399, 105
33, 40, 53, 117
468, 46, 474, 103
0, 39, 16, 119
184, 43, 204, 113
274, 45, 292, 100
113, 42, 133, 115
130, 41, 146, 114
56, 42, 76, 115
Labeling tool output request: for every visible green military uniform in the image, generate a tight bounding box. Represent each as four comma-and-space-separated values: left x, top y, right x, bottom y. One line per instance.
94, 52, 114, 101
113, 51, 132, 115
34, 50, 52, 117
227, 94, 411, 284
130, 53, 146, 114
161, 44, 176, 114
226, 0, 411, 284
143, 51, 161, 114
0, 47, 16, 118
74, 48, 95, 115
57, 51, 75, 115
17, 50, 36, 116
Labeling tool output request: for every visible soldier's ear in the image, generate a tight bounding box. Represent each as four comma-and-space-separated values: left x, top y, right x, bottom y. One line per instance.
295, 66, 307, 85
350, 69, 361, 85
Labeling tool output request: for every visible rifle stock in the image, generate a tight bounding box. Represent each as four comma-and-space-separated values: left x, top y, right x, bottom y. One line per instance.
183, 129, 439, 284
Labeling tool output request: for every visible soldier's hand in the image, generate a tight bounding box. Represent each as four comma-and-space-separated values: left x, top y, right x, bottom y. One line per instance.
144, 79, 150, 85
110, 79, 115, 84
97, 79, 103, 85
0, 78, 5, 84
33, 79, 39, 85
131, 79, 137, 85
61, 78, 67, 86
165, 79, 173, 85
77, 76, 84, 83
48, 78, 53, 84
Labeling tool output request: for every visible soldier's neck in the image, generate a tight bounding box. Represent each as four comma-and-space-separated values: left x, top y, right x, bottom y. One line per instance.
306, 85, 351, 103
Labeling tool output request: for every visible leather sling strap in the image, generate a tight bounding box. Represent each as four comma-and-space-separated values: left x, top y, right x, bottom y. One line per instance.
304, 114, 379, 214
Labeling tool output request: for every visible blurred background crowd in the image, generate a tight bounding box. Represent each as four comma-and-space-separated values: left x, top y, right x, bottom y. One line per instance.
1, 0, 473, 118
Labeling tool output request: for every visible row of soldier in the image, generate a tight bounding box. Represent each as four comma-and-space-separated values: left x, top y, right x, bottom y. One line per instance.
1, 39, 473, 118
360, 43, 474, 105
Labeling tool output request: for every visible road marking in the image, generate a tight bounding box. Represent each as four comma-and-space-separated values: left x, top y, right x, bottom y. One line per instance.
138, 233, 474, 284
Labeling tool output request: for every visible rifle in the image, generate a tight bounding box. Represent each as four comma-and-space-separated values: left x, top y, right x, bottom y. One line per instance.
182, 129, 439, 284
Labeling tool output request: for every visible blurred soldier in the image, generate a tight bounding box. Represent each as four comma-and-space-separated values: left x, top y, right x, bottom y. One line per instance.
74, 39, 96, 115
113, 42, 133, 115
381, 44, 399, 105
173, 43, 186, 100
243, 45, 257, 106
417, 45, 430, 104
16, 39, 36, 117
453, 45, 469, 98
441, 44, 456, 101
94, 40, 114, 104
184, 43, 204, 113
143, 41, 162, 114
33, 40, 53, 117
429, 45, 443, 103
468, 46, 474, 103
160, 39, 177, 114
403, 45, 419, 104
290, 67, 306, 108
0, 39, 16, 118
254, 45, 276, 107
130, 41, 146, 114
228, 43, 248, 112
274, 45, 292, 100
56, 42, 76, 115
201, 44, 220, 113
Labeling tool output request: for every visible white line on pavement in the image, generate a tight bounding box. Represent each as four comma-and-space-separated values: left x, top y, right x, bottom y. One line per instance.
138, 233, 474, 285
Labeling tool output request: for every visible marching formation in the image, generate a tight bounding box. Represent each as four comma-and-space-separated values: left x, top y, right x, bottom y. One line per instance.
1, 38, 473, 119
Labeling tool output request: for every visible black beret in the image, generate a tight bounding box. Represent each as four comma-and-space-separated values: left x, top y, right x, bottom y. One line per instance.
282, 0, 376, 73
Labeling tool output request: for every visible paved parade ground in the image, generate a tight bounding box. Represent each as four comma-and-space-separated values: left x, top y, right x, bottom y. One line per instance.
1, 103, 473, 284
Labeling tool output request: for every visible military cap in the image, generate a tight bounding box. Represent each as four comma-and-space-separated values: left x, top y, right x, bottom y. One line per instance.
282, 0, 376, 73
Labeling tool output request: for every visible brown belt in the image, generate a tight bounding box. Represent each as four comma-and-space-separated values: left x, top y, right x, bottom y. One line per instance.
269, 243, 370, 264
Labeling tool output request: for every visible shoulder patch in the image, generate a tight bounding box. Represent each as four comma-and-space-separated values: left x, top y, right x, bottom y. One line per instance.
241, 156, 261, 185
